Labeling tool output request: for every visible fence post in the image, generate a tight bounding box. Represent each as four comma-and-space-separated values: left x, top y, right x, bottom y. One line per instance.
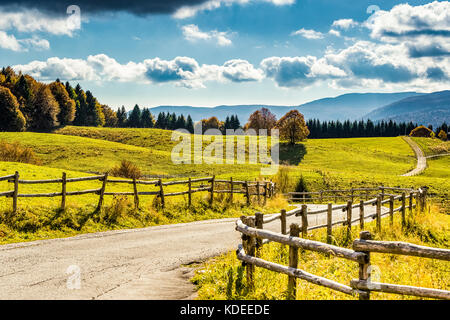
245, 181, 250, 206
350, 188, 354, 203
188, 177, 192, 207
320, 191, 323, 203
133, 178, 139, 210
357, 231, 372, 300
287, 223, 301, 300
422, 187, 428, 212
255, 212, 264, 254
61, 172, 67, 211
401, 192, 406, 229
12, 171, 19, 214
264, 182, 268, 205
301, 204, 308, 237
376, 195, 382, 233
280, 209, 287, 235
210, 175, 215, 206
359, 200, 364, 230
389, 195, 394, 225
416, 191, 421, 212
409, 192, 413, 215
256, 181, 260, 204
159, 178, 165, 209
245, 216, 256, 290
327, 203, 332, 244
97, 173, 108, 211
346, 200, 352, 240
230, 177, 233, 203
380, 187, 385, 201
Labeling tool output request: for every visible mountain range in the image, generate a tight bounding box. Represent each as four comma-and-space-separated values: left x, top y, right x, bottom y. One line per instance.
149, 91, 450, 127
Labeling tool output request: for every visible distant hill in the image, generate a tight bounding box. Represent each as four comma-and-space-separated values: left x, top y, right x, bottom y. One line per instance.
149, 92, 422, 122
364, 90, 450, 127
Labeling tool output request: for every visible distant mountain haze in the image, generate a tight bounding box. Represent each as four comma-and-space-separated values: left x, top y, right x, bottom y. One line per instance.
364, 90, 450, 128
149, 92, 424, 123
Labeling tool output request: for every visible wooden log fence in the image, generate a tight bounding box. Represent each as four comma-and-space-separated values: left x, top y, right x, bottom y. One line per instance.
286, 186, 421, 204
0, 173, 275, 213
236, 192, 449, 300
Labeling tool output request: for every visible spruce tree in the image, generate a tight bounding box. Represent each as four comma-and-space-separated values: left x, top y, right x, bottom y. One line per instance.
128, 104, 142, 128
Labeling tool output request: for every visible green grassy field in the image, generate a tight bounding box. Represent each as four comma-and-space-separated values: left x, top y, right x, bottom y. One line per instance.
0, 127, 448, 244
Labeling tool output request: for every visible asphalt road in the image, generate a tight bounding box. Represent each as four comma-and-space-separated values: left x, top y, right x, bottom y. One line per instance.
0, 204, 385, 300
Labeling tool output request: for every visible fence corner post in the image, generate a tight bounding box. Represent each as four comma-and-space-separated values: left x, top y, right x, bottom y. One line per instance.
356, 231, 371, 300
287, 223, 301, 300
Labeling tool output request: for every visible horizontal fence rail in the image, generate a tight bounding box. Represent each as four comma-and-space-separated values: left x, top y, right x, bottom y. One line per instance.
0, 172, 276, 213
235, 189, 449, 300
285, 186, 422, 204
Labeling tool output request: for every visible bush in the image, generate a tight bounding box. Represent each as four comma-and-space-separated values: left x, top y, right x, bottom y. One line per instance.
110, 160, 141, 179
438, 130, 447, 141
102, 196, 132, 224
273, 166, 293, 193
0, 140, 41, 165
294, 174, 309, 193
410, 125, 434, 138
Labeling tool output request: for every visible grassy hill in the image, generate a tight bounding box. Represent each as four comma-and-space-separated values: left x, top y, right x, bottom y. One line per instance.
0, 127, 448, 243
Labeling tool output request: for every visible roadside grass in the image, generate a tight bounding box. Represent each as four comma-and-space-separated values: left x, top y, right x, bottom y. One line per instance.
192, 205, 450, 300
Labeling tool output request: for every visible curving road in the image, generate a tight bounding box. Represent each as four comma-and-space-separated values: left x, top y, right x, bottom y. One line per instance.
401, 136, 427, 177
0, 204, 386, 300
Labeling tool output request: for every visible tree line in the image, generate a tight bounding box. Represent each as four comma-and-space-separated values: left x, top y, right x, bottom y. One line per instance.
306, 119, 448, 139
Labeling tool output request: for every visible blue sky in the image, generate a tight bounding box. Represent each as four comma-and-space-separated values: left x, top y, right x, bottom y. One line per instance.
1, 0, 449, 110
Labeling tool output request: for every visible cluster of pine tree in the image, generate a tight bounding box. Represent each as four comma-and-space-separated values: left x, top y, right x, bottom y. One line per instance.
307, 119, 422, 139
223, 115, 241, 130
154, 112, 195, 133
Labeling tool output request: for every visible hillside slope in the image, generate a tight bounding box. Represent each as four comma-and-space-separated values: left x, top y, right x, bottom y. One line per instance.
364, 90, 450, 127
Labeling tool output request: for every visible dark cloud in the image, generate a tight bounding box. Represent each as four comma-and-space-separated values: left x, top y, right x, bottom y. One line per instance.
409, 44, 450, 58
382, 30, 450, 38
426, 67, 448, 81
0, 0, 208, 16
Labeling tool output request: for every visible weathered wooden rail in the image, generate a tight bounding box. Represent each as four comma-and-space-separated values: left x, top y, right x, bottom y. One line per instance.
0, 172, 275, 213
286, 186, 427, 204
236, 189, 450, 300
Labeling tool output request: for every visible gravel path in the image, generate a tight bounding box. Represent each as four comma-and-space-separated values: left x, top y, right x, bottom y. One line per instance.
0, 204, 385, 300
401, 136, 427, 176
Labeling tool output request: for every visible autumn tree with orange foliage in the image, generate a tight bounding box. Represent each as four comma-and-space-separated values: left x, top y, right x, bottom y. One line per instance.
275, 110, 309, 144
244, 107, 277, 134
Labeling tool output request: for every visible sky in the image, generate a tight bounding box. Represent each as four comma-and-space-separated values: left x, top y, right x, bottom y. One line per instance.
0, 0, 449, 110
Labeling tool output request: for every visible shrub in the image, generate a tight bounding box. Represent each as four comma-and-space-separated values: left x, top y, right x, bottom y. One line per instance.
110, 160, 141, 179
438, 130, 447, 141
294, 174, 309, 193
273, 166, 293, 193
0, 140, 41, 165
102, 196, 131, 224
409, 125, 433, 138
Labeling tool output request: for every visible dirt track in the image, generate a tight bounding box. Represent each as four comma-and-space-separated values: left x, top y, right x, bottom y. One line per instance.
401, 136, 427, 176
0, 204, 385, 300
